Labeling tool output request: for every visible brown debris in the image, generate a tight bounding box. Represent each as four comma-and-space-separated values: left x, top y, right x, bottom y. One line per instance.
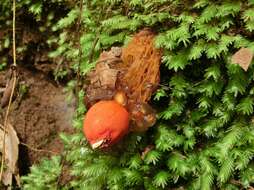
84, 47, 122, 107
232, 47, 253, 71
84, 29, 162, 132
141, 145, 154, 160
1, 78, 17, 108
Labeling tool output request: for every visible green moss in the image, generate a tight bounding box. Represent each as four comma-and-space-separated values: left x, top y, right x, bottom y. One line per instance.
1, 0, 254, 189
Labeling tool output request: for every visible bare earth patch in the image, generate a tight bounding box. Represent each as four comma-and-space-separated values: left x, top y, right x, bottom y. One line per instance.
0, 67, 75, 169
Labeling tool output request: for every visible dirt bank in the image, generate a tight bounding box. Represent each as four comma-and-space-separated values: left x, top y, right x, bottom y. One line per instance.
0, 66, 75, 173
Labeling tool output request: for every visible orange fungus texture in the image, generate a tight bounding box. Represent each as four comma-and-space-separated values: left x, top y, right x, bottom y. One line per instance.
83, 100, 129, 148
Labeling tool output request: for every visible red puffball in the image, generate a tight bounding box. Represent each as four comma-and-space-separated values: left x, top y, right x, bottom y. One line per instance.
83, 100, 129, 149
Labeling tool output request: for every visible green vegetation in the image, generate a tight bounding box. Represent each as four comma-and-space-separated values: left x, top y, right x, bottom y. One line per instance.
1, 0, 254, 189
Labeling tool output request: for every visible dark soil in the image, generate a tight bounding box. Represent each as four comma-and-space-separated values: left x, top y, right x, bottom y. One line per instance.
0, 66, 75, 172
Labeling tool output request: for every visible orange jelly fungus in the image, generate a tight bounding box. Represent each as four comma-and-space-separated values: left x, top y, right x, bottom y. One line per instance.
83, 100, 129, 149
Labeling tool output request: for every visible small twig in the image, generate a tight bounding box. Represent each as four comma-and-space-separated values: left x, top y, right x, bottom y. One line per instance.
0, 0, 17, 181
20, 142, 58, 154
230, 179, 254, 190
88, 36, 100, 63
88, 3, 114, 65
56, 151, 67, 188
75, 0, 84, 104
230, 179, 242, 186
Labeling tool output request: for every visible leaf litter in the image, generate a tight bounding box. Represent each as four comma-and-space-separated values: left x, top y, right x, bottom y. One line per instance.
0, 122, 20, 187
232, 47, 253, 71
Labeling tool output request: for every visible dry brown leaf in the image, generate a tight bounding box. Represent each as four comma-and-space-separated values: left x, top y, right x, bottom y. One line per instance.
99, 68, 118, 88
84, 47, 122, 107
0, 122, 20, 187
2, 168, 12, 187
232, 47, 253, 71
14, 173, 21, 187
